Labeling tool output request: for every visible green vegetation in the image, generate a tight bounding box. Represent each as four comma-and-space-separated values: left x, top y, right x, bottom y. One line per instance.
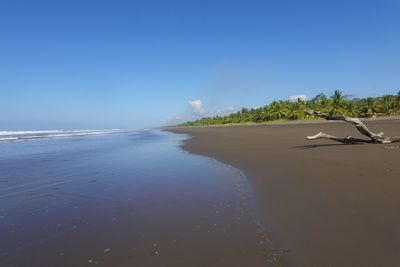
179, 91, 400, 126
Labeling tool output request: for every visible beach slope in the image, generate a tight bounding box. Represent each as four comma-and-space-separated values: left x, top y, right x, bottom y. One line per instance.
168, 119, 400, 266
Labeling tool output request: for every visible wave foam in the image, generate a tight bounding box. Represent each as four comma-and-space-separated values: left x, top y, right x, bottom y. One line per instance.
0, 129, 137, 143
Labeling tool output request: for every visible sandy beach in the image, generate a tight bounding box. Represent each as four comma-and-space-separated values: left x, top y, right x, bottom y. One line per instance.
1, 131, 281, 267
168, 119, 400, 266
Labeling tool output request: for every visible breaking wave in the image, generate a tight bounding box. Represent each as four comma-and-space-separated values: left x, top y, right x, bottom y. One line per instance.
0, 129, 137, 143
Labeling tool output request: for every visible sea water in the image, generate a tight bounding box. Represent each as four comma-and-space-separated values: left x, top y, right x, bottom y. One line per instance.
0, 130, 280, 266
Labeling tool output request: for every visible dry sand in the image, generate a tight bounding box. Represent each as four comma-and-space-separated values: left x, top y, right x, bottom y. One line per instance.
168, 119, 400, 266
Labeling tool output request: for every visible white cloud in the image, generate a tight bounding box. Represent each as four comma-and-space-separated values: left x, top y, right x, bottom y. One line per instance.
289, 95, 307, 102
188, 99, 205, 116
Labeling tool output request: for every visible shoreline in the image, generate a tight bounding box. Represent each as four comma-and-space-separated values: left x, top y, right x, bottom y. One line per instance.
165, 115, 400, 129
1, 131, 281, 267
167, 119, 400, 266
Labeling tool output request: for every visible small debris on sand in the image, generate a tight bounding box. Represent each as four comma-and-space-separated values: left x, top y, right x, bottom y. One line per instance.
384, 146, 400, 149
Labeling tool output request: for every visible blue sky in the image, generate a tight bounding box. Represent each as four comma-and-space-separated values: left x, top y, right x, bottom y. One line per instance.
1, 0, 399, 130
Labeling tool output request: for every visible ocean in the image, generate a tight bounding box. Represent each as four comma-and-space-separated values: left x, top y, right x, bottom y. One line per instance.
0, 130, 277, 266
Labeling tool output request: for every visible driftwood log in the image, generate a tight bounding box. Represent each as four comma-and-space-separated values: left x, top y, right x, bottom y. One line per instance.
306, 110, 400, 144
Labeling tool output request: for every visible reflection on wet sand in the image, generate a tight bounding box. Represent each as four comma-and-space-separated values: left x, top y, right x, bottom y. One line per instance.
0, 131, 281, 266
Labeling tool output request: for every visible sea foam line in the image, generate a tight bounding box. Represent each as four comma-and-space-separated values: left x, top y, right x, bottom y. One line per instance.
0, 129, 123, 136
0, 129, 136, 142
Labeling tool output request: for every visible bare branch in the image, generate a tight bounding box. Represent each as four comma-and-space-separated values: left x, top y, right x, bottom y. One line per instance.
307, 132, 371, 144
306, 110, 400, 144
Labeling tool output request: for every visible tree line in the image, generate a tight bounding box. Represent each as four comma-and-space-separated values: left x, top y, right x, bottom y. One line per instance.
178, 90, 400, 126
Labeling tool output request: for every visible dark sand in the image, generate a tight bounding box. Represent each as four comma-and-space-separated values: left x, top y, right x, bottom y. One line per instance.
168, 119, 400, 266
0, 131, 282, 267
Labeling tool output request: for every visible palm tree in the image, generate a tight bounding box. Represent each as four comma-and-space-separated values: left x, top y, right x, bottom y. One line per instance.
247, 108, 262, 122
345, 101, 361, 117
261, 106, 272, 121
328, 90, 348, 115
268, 101, 288, 120
396, 94, 400, 113
311, 93, 328, 105
379, 95, 395, 115
287, 100, 306, 120
360, 97, 378, 117
177, 91, 400, 127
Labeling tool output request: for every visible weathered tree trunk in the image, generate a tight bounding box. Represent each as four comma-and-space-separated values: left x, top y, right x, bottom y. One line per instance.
306, 110, 400, 144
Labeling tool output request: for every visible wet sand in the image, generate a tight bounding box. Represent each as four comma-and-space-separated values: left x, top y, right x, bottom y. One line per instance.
168, 119, 400, 266
0, 131, 283, 266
